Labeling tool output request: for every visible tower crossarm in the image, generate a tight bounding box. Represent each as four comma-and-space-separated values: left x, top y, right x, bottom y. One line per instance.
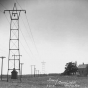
4, 10, 26, 15
4, 10, 26, 12
4, 3, 26, 20
4, 3, 26, 14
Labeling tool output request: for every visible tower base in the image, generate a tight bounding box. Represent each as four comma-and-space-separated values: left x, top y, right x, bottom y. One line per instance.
11, 68, 18, 79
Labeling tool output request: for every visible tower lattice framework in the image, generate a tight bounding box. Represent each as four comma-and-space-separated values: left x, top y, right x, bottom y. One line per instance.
4, 3, 26, 80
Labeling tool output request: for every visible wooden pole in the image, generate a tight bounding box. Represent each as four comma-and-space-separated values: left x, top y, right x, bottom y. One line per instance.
0, 56, 6, 81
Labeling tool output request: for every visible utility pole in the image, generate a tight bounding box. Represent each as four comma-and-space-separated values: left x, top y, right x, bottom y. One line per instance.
31, 65, 36, 77
38, 70, 39, 76
4, 3, 26, 81
36, 69, 39, 76
31, 65, 34, 75
20, 63, 24, 81
31, 65, 32, 75
35, 69, 37, 75
34, 66, 36, 77
0, 56, 6, 81
12, 55, 22, 69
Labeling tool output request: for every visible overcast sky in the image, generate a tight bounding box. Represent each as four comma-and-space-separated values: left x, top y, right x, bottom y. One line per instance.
0, 0, 88, 74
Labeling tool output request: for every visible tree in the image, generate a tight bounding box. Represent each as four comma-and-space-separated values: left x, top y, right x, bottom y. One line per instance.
63, 62, 78, 75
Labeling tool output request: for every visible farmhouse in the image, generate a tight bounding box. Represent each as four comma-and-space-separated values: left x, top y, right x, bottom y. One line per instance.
78, 63, 88, 76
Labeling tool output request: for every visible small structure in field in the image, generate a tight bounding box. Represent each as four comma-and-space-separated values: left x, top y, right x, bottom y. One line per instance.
78, 63, 88, 76
11, 68, 18, 79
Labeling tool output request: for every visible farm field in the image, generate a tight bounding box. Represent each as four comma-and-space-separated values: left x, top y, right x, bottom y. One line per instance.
0, 75, 88, 88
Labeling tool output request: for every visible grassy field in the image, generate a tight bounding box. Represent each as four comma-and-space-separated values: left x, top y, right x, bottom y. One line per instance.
0, 75, 88, 88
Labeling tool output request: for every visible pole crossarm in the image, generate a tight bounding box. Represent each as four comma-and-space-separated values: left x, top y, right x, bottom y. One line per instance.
12, 55, 22, 57
12, 55, 22, 69
0, 57, 6, 59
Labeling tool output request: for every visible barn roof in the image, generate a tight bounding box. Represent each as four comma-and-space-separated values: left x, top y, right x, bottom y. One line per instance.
78, 64, 88, 68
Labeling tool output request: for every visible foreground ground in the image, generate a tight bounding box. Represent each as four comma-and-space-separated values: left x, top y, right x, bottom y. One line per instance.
0, 75, 88, 88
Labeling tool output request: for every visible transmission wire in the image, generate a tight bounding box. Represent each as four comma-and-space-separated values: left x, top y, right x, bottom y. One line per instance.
19, 27, 36, 59
14, 0, 36, 59
25, 14, 41, 58
15, 0, 41, 60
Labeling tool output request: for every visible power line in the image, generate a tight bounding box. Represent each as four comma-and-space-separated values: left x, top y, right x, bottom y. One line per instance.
19, 40, 32, 58
20, 15, 41, 60
15, 0, 23, 10
0, 42, 9, 53
0, 10, 3, 13
15, 0, 41, 60
0, 3, 10, 24
19, 28, 32, 54
0, 48, 8, 53
19, 27, 36, 59
14, 0, 39, 60
25, 14, 40, 57
20, 16, 32, 41
4, 14, 10, 24
0, 2, 7, 10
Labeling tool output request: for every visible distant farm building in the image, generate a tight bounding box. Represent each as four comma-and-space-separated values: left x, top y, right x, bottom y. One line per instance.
78, 64, 88, 76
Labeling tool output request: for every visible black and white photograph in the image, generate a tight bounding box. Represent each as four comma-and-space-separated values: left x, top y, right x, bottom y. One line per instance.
0, 0, 88, 88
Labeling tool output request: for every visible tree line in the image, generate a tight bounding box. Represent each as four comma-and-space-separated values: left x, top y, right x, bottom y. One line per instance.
62, 62, 78, 75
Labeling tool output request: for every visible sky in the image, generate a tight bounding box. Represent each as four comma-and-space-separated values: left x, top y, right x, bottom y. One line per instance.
0, 0, 88, 75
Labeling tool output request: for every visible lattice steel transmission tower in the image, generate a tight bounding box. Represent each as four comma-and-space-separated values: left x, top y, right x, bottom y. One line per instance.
41, 61, 46, 74
4, 3, 26, 81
